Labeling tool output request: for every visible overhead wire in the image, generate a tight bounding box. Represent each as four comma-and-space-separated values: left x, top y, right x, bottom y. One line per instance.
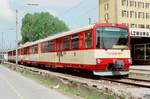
59, 0, 98, 28
70, 6, 98, 28
59, 0, 85, 16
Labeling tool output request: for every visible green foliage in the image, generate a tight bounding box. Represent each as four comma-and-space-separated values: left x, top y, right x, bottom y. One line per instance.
21, 12, 69, 43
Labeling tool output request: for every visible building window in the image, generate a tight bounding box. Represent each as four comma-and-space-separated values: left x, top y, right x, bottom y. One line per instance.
130, 24, 137, 28
146, 44, 150, 59
130, 11, 134, 18
146, 25, 150, 29
138, 24, 145, 28
138, 12, 144, 19
134, 44, 150, 60
138, 2, 144, 8
134, 45, 145, 60
122, 0, 128, 6
105, 13, 109, 22
71, 34, 79, 49
122, 10, 128, 17
145, 3, 150, 8
84, 31, 93, 48
135, 1, 137, 7
64, 36, 70, 50
130, 1, 135, 7
134, 12, 137, 18
146, 13, 150, 19
104, 3, 109, 11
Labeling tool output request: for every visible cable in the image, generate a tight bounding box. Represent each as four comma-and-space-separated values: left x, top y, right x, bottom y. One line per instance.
59, 0, 85, 16
68, 6, 98, 28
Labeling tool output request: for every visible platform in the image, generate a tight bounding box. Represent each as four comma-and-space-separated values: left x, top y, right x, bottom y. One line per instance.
130, 65, 150, 70
129, 65, 150, 80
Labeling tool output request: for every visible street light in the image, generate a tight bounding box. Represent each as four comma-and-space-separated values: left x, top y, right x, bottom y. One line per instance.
15, 3, 39, 64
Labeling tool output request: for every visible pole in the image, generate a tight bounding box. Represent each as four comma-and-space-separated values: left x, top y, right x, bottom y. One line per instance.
2, 32, 5, 63
89, 17, 91, 25
16, 9, 18, 64
14, 4, 39, 64
1, 32, 3, 53
1, 32, 3, 62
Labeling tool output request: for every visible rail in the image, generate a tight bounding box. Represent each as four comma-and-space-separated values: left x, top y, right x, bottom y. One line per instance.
99, 76, 150, 88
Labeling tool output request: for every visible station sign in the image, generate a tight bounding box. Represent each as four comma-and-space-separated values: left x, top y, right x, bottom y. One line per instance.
130, 28, 150, 37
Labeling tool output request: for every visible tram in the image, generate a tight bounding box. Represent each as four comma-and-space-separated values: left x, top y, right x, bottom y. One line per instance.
8, 23, 132, 76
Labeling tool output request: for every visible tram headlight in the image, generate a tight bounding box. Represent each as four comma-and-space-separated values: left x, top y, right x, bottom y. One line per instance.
128, 58, 132, 64
96, 59, 102, 64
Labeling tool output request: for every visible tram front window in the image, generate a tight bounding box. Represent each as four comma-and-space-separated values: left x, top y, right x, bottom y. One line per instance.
96, 27, 129, 49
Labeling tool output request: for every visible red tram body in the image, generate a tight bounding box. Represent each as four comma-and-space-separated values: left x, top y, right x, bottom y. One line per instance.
8, 23, 132, 76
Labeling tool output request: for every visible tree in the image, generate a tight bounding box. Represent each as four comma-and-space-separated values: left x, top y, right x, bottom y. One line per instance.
21, 12, 69, 43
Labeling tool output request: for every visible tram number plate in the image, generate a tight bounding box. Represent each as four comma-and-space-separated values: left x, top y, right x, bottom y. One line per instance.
115, 60, 124, 68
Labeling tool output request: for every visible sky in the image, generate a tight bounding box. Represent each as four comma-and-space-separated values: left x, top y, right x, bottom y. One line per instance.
0, 0, 99, 50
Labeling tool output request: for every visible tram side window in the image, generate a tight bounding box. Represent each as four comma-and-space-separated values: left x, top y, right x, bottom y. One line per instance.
13, 50, 16, 55
23, 48, 26, 55
19, 49, 22, 55
56, 39, 63, 51
21, 49, 23, 55
71, 34, 79, 49
49, 40, 54, 51
22, 49, 25, 55
42, 41, 50, 53
33, 45, 38, 54
30, 46, 34, 54
8, 52, 10, 56
8, 52, 12, 56
25, 47, 30, 55
29, 47, 32, 54
64, 36, 70, 50
24, 48, 27, 55
84, 31, 93, 48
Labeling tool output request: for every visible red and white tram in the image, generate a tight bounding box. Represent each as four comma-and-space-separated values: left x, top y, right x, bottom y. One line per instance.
8, 23, 132, 76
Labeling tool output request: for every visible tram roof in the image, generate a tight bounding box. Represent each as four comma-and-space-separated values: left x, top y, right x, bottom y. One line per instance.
18, 24, 95, 48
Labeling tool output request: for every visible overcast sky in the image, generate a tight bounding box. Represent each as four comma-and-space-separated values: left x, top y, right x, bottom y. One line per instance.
0, 0, 98, 50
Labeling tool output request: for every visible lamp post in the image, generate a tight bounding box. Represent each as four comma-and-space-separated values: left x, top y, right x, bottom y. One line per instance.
1, 32, 3, 53
89, 17, 91, 25
15, 3, 39, 64
15, 9, 18, 64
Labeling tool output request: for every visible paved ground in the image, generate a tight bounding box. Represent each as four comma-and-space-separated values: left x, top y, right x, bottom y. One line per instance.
130, 65, 150, 70
0, 65, 74, 99
129, 65, 150, 80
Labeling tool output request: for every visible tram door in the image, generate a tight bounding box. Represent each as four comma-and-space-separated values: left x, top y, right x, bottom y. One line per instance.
56, 38, 63, 62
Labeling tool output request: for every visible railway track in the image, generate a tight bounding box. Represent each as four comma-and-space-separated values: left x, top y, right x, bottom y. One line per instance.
123, 77, 150, 83
98, 76, 150, 88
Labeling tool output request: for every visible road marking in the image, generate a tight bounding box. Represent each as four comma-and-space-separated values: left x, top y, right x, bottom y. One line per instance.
0, 75, 24, 99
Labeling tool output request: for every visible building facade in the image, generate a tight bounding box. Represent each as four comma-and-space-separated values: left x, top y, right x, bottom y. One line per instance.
99, 0, 150, 65
99, 0, 150, 28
